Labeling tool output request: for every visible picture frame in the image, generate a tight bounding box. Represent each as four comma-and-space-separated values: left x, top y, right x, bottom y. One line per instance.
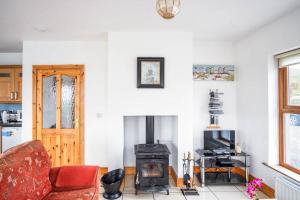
137, 57, 164, 88
193, 64, 235, 81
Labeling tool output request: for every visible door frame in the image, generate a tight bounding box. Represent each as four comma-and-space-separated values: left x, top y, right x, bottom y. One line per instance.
32, 64, 85, 164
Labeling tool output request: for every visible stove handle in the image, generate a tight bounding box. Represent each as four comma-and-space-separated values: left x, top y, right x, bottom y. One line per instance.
136, 171, 139, 184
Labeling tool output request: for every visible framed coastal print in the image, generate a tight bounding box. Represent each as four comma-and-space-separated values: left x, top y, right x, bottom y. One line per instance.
137, 57, 164, 88
193, 64, 235, 81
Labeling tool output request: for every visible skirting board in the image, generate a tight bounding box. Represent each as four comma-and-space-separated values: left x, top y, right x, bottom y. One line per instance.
193, 166, 275, 198
100, 167, 108, 176
233, 167, 275, 198
169, 166, 184, 187
124, 166, 136, 175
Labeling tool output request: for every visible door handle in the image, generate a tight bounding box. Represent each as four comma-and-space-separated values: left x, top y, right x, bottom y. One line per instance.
14, 92, 18, 100
10, 92, 14, 100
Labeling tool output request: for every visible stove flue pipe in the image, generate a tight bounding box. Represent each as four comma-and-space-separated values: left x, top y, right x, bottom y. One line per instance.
145, 116, 155, 144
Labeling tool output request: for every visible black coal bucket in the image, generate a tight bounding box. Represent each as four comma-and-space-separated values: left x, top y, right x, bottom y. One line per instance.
101, 168, 125, 199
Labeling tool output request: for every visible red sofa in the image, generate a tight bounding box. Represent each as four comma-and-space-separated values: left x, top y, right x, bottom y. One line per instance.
0, 140, 100, 200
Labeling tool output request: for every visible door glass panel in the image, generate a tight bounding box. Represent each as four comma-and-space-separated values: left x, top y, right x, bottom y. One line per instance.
288, 63, 300, 106
283, 113, 300, 170
43, 75, 56, 128
61, 75, 75, 129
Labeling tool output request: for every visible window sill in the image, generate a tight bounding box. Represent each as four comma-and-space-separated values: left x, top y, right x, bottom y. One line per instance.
263, 162, 300, 183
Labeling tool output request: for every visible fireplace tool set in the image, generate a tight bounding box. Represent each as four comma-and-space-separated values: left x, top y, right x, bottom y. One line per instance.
181, 152, 199, 196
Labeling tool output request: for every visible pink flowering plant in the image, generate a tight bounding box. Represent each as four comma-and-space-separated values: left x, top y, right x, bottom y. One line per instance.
247, 178, 263, 200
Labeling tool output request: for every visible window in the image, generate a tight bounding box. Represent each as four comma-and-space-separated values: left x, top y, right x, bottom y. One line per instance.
277, 49, 300, 174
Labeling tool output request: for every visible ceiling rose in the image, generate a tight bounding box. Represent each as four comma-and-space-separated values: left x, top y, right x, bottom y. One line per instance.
156, 0, 181, 19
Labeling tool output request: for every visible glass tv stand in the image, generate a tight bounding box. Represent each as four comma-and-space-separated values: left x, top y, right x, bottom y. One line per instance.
195, 149, 250, 187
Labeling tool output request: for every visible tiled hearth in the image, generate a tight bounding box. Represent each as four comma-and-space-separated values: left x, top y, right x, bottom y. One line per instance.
100, 175, 269, 200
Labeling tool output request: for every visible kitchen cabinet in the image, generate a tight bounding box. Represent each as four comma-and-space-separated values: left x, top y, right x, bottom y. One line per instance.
0, 66, 22, 103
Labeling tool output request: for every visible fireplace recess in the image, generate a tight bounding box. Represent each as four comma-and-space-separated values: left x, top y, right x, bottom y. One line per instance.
134, 116, 171, 195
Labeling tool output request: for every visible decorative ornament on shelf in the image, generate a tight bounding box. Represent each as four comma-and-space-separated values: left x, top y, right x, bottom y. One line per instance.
236, 143, 242, 154
247, 178, 263, 200
207, 89, 224, 129
156, 0, 181, 19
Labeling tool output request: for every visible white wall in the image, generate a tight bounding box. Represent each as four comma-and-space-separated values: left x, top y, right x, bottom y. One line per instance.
124, 116, 146, 166
22, 41, 108, 166
106, 32, 194, 177
193, 41, 237, 155
171, 116, 178, 176
236, 8, 300, 188
21, 32, 194, 177
0, 53, 22, 65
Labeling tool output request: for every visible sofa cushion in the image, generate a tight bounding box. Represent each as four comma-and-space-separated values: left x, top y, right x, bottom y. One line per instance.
54, 166, 98, 190
0, 140, 52, 200
43, 187, 98, 200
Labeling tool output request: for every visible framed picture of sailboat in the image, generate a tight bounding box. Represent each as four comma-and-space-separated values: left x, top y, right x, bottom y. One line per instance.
137, 57, 165, 88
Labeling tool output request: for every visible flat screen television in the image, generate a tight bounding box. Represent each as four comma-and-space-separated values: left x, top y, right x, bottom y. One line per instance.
204, 130, 235, 150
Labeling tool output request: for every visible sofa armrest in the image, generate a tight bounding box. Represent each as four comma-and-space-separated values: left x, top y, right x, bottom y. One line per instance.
49, 167, 60, 187
50, 166, 99, 192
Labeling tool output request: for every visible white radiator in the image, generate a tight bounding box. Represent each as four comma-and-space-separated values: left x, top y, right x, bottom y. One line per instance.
276, 176, 300, 200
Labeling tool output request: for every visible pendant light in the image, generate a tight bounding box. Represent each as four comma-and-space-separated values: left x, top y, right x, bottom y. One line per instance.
156, 0, 181, 19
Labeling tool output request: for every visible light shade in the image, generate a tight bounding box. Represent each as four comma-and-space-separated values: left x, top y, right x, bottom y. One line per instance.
156, 0, 181, 19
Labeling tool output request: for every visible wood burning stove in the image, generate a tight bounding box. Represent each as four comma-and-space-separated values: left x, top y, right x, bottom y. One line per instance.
134, 116, 171, 195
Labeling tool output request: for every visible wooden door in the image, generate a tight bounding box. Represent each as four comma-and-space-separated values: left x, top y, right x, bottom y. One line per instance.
33, 66, 84, 167
14, 68, 22, 101
0, 68, 15, 102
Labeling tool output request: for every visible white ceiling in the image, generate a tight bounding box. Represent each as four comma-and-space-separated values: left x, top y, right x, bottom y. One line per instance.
0, 0, 300, 52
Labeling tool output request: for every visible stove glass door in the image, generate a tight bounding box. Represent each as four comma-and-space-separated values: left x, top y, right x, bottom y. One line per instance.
141, 162, 163, 178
